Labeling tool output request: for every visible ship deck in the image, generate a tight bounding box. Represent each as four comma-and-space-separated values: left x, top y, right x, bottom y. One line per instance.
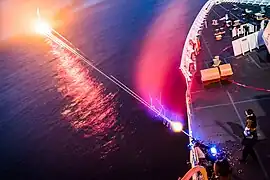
190, 3, 270, 180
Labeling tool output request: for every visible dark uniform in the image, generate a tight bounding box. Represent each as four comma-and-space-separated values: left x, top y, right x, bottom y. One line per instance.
240, 127, 258, 162
240, 109, 258, 162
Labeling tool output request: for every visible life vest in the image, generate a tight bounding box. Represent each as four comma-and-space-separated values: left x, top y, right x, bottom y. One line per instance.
246, 119, 256, 131
246, 114, 257, 129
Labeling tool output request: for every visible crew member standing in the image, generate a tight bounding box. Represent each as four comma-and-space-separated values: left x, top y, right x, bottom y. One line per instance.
240, 121, 258, 163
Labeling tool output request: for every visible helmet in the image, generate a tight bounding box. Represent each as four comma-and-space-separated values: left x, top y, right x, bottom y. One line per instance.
245, 109, 254, 116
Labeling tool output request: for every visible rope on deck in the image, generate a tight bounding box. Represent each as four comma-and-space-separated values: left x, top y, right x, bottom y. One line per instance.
230, 80, 270, 92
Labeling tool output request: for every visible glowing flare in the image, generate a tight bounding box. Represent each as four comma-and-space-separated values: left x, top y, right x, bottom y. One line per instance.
210, 147, 217, 156
35, 20, 51, 35
149, 94, 186, 133
171, 121, 183, 133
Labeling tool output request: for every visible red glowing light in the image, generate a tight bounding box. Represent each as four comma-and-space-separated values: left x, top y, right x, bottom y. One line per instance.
136, 0, 188, 116
49, 40, 118, 137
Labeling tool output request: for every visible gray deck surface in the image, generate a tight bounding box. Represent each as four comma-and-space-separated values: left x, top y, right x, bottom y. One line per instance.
190, 3, 270, 180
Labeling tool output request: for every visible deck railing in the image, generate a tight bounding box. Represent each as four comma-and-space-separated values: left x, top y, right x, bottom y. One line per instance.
179, 0, 270, 176
180, 0, 216, 171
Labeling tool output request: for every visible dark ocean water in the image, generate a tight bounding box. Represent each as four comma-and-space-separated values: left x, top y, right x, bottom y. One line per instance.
0, 0, 206, 179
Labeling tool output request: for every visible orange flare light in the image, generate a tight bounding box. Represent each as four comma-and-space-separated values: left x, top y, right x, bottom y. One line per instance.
34, 20, 51, 35
171, 121, 183, 133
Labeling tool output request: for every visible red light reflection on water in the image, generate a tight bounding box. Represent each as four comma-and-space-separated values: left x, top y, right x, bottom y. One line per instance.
48, 40, 119, 139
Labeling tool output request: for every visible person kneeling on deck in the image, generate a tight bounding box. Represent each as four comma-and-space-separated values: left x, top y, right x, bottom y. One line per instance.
213, 158, 232, 180
240, 122, 258, 163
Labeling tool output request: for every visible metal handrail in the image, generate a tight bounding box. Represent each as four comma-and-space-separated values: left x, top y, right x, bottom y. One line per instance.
180, 0, 216, 172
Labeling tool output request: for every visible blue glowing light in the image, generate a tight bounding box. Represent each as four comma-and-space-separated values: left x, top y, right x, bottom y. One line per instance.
210, 147, 217, 156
